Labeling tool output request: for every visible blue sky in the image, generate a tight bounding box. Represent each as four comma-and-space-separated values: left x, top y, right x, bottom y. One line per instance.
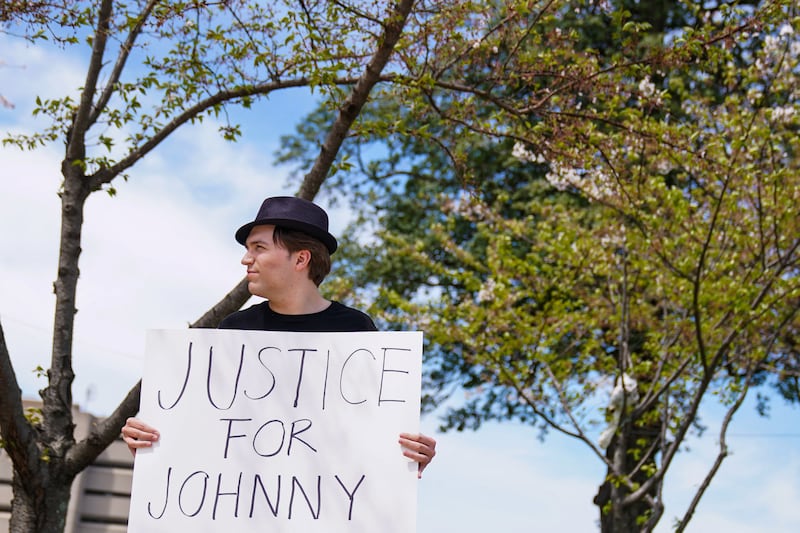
1, 31, 799, 532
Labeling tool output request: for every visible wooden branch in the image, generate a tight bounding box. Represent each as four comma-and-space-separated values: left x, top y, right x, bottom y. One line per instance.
297, 0, 417, 200
67, 0, 113, 162
190, 277, 252, 329
88, 0, 159, 126
0, 320, 40, 493
89, 76, 361, 189
65, 381, 140, 475
674, 372, 752, 533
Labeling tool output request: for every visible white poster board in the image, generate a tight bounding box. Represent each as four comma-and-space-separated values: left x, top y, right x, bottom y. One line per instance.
128, 329, 423, 533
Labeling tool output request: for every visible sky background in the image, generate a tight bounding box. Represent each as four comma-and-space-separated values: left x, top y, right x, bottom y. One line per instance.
1, 31, 799, 532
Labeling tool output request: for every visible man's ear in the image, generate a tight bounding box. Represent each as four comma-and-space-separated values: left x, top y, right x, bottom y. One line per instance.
294, 249, 312, 269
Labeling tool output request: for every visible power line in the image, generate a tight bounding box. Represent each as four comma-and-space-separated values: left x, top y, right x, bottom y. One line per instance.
728, 433, 800, 438
0, 312, 143, 361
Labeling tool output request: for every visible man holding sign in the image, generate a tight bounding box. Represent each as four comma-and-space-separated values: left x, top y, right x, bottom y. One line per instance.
122, 197, 436, 530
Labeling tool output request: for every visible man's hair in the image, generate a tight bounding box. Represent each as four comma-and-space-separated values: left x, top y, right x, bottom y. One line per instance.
272, 226, 332, 286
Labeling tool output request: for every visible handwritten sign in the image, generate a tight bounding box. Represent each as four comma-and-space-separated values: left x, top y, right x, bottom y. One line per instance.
127, 329, 423, 533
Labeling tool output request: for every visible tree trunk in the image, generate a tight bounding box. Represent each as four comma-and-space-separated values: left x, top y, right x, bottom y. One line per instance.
594, 420, 662, 532
6, 132, 93, 533
9, 471, 74, 533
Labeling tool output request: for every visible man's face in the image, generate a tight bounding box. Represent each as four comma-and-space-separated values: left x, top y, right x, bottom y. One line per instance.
241, 225, 296, 299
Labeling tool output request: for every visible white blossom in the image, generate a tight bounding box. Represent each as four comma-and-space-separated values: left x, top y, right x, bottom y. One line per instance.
454, 196, 487, 220
763, 35, 781, 56
511, 142, 545, 164
779, 23, 794, 37
545, 162, 615, 200
638, 76, 656, 98
477, 278, 496, 303
599, 226, 625, 249
655, 158, 675, 174
747, 88, 763, 104
595, 0, 611, 13
771, 105, 796, 123
511, 141, 531, 161
545, 162, 581, 192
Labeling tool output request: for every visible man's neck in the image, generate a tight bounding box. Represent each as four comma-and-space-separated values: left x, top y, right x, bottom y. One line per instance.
267, 286, 330, 315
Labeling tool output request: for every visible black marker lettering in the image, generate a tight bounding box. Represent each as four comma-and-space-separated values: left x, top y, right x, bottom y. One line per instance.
379, 347, 411, 405
249, 474, 281, 517
287, 418, 316, 456
212, 472, 243, 520
207, 345, 245, 410
335, 474, 366, 520
220, 418, 252, 459
147, 466, 172, 519
288, 475, 321, 520
322, 350, 331, 410
252, 419, 285, 457
340, 348, 375, 405
244, 346, 279, 400
178, 471, 209, 517
158, 342, 192, 410
289, 348, 317, 408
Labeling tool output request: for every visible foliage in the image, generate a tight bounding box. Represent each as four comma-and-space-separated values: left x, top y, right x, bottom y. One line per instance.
280, 0, 799, 530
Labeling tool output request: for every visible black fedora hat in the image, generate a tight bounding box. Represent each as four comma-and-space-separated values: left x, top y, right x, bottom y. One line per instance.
235, 196, 338, 253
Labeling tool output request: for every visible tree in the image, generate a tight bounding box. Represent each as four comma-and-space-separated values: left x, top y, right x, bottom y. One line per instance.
0, 0, 433, 530
279, 0, 799, 530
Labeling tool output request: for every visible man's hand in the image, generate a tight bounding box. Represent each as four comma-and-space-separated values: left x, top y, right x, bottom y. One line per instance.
121, 417, 160, 457
399, 432, 437, 478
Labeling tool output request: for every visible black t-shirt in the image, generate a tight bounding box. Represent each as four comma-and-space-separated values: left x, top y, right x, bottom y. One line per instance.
218, 300, 377, 332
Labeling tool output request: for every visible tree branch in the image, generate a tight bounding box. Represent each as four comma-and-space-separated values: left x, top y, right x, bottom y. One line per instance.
89, 76, 361, 189
67, 0, 113, 162
298, 0, 417, 200
190, 278, 252, 329
88, 0, 159, 126
65, 380, 140, 475
0, 319, 40, 492
674, 371, 752, 533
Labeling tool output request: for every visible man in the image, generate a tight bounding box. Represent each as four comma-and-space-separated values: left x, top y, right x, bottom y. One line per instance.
122, 196, 437, 477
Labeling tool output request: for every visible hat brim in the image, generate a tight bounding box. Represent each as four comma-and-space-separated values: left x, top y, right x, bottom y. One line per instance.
235, 218, 338, 254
